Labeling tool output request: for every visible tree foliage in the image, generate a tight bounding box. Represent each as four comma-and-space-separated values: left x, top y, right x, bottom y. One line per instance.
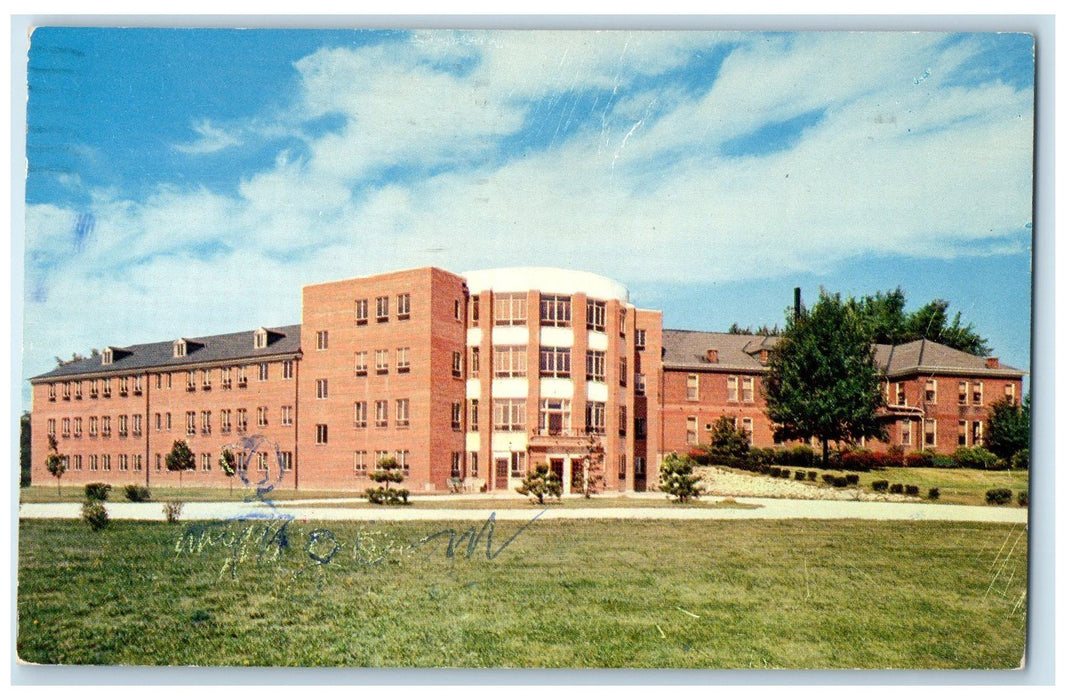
165, 440, 195, 473
20, 412, 31, 487
764, 291, 887, 466
45, 434, 66, 495
578, 436, 605, 498
366, 457, 409, 505
516, 463, 563, 505
985, 394, 1030, 461
848, 287, 990, 355
708, 415, 750, 460
659, 453, 703, 503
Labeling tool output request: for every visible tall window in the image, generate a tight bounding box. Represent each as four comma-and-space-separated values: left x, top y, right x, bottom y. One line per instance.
222, 367, 232, 389
958, 420, 968, 447
901, 418, 913, 446
396, 451, 411, 476
316, 424, 328, 445
282, 360, 294, 379
354, 451, 368, 476
258, 363, 269, 381
200, 411, 210, 435
375, 349, 389, 374
317, 330, 329, 350
635, 329, 647, 350
618, 455, 627, 480
742, 377, 755, 402
254, 329, 268, 349
585, 401, 606, 435
619, 405, 627, 436
353, 402, 367, 428
923, 419, 937, 448
221, 410, 232, 433
895, 382, 906, 405
470, 347, 480, 377
374, 400, 388, 428
972, 420, 983, 445
201, 453, 212, 472
452, 351, 463, 378
958, 381, 969, 405
586, 300, 606, 331
316, 379, 328, 399
538, 399, 571, 436
237, 366, 247, 387
493, 399, 526, 432
635, 373, 646, 396
727, 376, 739, 402
540, 295, 571, 327
376, 296, 389, 322
132, 415, 141, 436
619, 357, 628, 386
186, 412, 196, 436
90, 417, 98, 436
469, 399, 479, 431
471, 295, 480, 323
493, 345, 527, 377
972, 381, 983, 406
494, 293, 527, 326
451, 402, 462, 431
237, 409, 247, 432
102, 416, 111, 437
355, 351, 368, 376
73, 417, 82, 436
257, 406, 268, 427
635, 417, 647, 439
539, 347, 571, 378
1005, 383, 1016, 406
397, 347, 411, 373
355, 299, 369, 325
925, 379, 937, 404
397, 293, 411, 319
396, 399, 410, 428
686, 374, 699, 400
741, 416, 754, 437
281, 405, 293, 426
586, 351, 606, 382
686, 416, 698, 445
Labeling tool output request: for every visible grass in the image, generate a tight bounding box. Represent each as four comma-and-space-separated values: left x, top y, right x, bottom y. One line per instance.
288, 496, 762, 510
18, 517, 1027, 668
19, 485, 365, 504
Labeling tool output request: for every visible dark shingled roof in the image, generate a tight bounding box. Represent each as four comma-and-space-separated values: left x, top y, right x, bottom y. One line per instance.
31, 325, 302, 382
663, 329, 1024, 378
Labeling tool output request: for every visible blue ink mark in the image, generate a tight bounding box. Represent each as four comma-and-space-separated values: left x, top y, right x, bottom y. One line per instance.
73, 212, 94, 251
414, 509, 547, 560
914, 68, 932, 85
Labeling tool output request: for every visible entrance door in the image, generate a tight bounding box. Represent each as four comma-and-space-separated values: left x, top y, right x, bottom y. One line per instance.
550, 458, 564, 484
495, 458, 510, 490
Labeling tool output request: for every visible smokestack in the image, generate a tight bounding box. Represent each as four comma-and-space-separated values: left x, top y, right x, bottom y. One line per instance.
794, 287, 802, 317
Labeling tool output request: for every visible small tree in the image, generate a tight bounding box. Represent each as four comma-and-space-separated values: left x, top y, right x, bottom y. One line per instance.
165, 440, 195, 493
579, 437, 605, 498
366, 457, 409, 505
985, 394, 1031, 462
20, 412, 31, 487
708, 415, 750, 461
219, 449, 238, 494
44, 434, 66, 495
516, 463, 563, 505
659, 453, 704, 503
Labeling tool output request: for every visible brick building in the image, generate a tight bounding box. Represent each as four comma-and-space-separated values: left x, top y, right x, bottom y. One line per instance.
28, 267, 1025, 493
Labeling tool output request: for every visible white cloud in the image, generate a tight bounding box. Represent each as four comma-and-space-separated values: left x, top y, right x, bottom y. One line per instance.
173, 120, 243, 154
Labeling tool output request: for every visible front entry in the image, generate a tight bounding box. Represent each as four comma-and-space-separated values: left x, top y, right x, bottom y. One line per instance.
495, 458, 510, 491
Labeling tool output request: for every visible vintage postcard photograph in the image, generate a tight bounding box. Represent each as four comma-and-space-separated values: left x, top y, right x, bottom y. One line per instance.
16, 25, 1035, 672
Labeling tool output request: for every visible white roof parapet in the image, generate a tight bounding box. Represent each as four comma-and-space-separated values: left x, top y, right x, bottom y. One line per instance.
462, 267, 629, 302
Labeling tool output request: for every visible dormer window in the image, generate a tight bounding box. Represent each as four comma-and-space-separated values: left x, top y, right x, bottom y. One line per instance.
102, 348, 113, 365
174, 340, 187, 358
254, 329, 268, 349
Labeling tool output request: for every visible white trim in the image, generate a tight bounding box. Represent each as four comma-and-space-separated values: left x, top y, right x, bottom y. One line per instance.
463, 267, 628, 302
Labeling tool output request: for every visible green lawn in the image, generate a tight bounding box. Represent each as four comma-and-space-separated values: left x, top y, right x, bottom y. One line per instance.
19, 485, 364, 504
290, 496, 760, 510
17, 518, 1027, 668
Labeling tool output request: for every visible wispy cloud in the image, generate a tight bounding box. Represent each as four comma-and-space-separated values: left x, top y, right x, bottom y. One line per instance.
172, 120, 243, 154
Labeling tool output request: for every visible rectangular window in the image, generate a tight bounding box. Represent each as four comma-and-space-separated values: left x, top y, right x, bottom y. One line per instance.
397, 293, 411, 319
75, 381, 83, 399
742, 416, 754, 437
895, 382, 906, 405
354, 451, 368, 476
742, 377, 755, 403
396, 451, 411, 476
376, 296, 389, 322
635, 456, 647, 477
539, 399, 571, 436
48, 384, 56, 401
539, 347, 571, 378
103, 379, 112, 398
973, 420, 984, 446
237, 409, 248, 432
316, 378, 328, 399
102, 416, 111, 437
222, 367, 232, 390
396, 399, 410, 428
101, 455, 111, 471
355, 351, 368, 376
355, 299, 369, 325
586, 300, 606, 332
469, 452, 479, 477
923, 419, 938, 448
619, 357, 628, 386
316, 424, 328, 445
452, 351, 463, 378
635, 373, 646, 396
90, 379, 99, 398
132, 415, 141, 437
375, 400, 388, 428
258, 363, 269, 381
374, 450, 389, 468
925, 379, 938, 404
454, 300, 462, 321
375, 349, 389, 374
972, 381, 983, 406
397, 347, 411, 373
254, 329, 268, 349
470, 347, 480, 377
958, 381, 969, 405
618, 455, 627, 480
451, 452, 462, 479
118, 416, 127, 438
635, 417, 647, 439
221, 410, 232, 434
586, 351, 606, 382
257, 453, 268, 473
62, 418, 71, 437
494, 293, 527, 326
200, 411, 211, 435
278, 452, 292, 472
901, 418, 913, 446
619, 308, 627, 336
540, 295, 571, 327
89, 455, 98, 472
283, 360, 294, 379
237, 366, 247, 388
165, 413, 171, 431
469, 399, 479, 431
201, 453, 212, 472
281, 405, 293, 426
186, 412, 196, 436
451, 402, 462, 431
90, 417, 98, 436
619, 405, 628, 436
317, 330, 329, 350
118, 378, 127, 396
687, 374, 699, 401
958, 420, 968, 447
510, 451, 527, 478
727, 376, 739, 402
1005, 383, 1016, 406
186, 371, 196, 392
471, 295, 480, 324
354, 402, 367, 428
585, 401, 606, 435
72, 455, 83, 471
635, 329, 647, 350
47, 418, 56, 435
494, 345, 527, 377
257, 406, 268, 427
493, 399, 526, 432
686, 416, 698, 445
119, 454, 129, 471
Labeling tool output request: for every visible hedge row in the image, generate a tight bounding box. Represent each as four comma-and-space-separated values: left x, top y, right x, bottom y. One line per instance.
689, 445, 1026, 472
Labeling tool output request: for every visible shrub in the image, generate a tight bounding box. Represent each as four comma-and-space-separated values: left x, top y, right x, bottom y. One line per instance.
81, 500, 109, 530
687, 448, 711, 466
794, 470, 805, 481
777, 445, 815, 468
904, 484, 920, 496
124, 484, 151, 502
822, 473, 835, 485
871, 480, 889, 492
366, 486, 410, 506
845, 473, 860, 486
516, 463, 564, 505
807, 471, 818, 482
833, 476, 849, 488
709, 416, 751, 461
769, 467, 782, 478
750, 447, 776, 468
780, 469, 791, 479
886, 444, 906, 465
904, 451, 934, 468
930, 453, 958, 469
163, 501, 184, 523
954, 446, 998, 470
1017, 491, 1029, 507
889, 483, 904, 494
84, 483, 112, 502
928, 487, 940, 500
985, 488, 1013, 505
1011, 449, 1030, 471
365, 459, 410, 506
659, 453, 704, 503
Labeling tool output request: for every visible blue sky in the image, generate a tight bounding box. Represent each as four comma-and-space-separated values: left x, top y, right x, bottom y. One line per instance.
19, 28, 1035, 408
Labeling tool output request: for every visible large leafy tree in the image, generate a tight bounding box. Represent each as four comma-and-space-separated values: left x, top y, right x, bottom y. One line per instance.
764, 292, 887, 466
848, 288, 990, 355
985, 394, 1031, 460
44, 434, 66, 495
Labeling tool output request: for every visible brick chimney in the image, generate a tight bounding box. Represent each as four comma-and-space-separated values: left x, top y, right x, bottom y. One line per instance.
759, 349, 769, 365
985, 357, 1000, 369
706, 348, 719, 363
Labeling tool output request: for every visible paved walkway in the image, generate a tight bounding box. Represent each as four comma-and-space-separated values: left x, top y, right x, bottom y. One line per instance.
18, 497, 1028, 524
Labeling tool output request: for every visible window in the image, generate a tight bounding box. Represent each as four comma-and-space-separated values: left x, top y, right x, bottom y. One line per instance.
397, 347, 411, 373
257, 406, 268, 427
494, 293, 527, 326
635, 417, 647, 439
47, 418, 56, 436
493, 346, 527, 377
134, 455, 143, 471
258, 363, 269, 381
237, 409, 248, 432
374, 450, 389, 468
493, 399, 526, 432
1005, 383, 1016, 406
451, 402, 462, 431
538, 399, 571, 436
586, 300, 606, 331
923, 419, 937, 448
174, 340, 186, 358
451, 452, 463, 479
397, 293, 410, 319
618, 455, 627, 480
316, 424, 328, 445
186, 371, 196, 392
635, 329, 647, 350
895, 382, 906, 405
72, 455, 83, 471
119, 454, 129, 471
254, 329, 268, 349
200, 369, 211, 390
972, 381, 983, 406
396, 451, 411, 476
471, 295, 480, 323
257, 453, 268, 473
119, 377, 128, 396
238, 366, 249, 387
155, 454, 161, 471
539, 347, 571, 378
103, 379, 112, 398
90, 379, 98, 398
510, 452, 527, 478
619, 357, 627, 386
132, 415, 141, 437
201, 453, 212, 472
972, 420, 983, 446
452, 351, 462, 378
686, 416, 698, 445
355, 299, 369, 325
354, 402, 368, 428
375, 349, 389, 374
540, 295, 571, 327
454, 299, 462, 321
62, 418, 71, 437
375, 400, 388, 428
165, 373, 172, 390
165, 413, 171, 431
958, 420, 968, 447
585, 401, 606, 435
469, 399, 479, 431
470, 347, 480, 377
101, 416, 111, 437
222, 367, 232, 389
186, 412, 196, 436
354, 451, 368, 476
618, 308, 627, 336
89, 417, 98, 436
687, 374, 699, 401
586, 351, 606, 382
397, 399, 410, 428
619, 405, 628, 436
102, 455, 111, 471
75, 381, 84, 399
90, 455, 98, 471
283, 360, 294, 380
469, 452, 479, 477
635, 373, 646, 396
281, 405, 293, 426
117, 415, 127, 437
742, 377, 755, 403
355, 351, 368, 376
958, 381, 969, 405
102, 348, 113, 365
727, 376, 739, 402
376, 296, 389, 322
316, 378, 328, 399
48, 384, 56, 401
279, 452, 292, 472
221, 410, 232, 434
925, 379, 937, 403
742, 416, 754, 437
635, 456, 647, 478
